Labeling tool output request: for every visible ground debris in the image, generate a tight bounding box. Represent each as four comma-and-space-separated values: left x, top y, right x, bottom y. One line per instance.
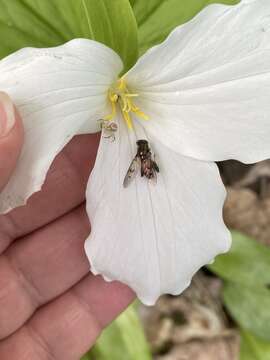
140, 273, 239, 359
155, 337, 239, 360
221, 160, 270, 244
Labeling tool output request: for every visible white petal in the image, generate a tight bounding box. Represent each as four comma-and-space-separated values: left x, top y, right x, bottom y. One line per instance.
0, 39, 123, 212
85, 118, 230, 305
126, 0, 270, 163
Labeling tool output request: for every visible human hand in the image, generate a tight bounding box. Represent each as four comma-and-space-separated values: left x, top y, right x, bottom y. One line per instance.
0, 93, 135, 360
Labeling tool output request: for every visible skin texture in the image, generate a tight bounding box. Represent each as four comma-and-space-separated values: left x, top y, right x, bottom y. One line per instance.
0, 99, 135, 360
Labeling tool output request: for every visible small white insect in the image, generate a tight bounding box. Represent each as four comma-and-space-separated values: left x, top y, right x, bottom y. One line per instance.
98, 119, 118, 141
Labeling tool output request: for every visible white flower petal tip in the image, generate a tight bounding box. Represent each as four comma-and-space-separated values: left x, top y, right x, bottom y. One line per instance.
89, 257, 192, 306
2, 178, 42, 215
84, 117, 231, 306
86, 229, 231, 306
126, 0, 270, 164
90, 264, 114, 284
0, 39, 123, 213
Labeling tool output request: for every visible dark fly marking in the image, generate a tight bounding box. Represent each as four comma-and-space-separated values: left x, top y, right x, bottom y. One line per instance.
123, 139, 159, 187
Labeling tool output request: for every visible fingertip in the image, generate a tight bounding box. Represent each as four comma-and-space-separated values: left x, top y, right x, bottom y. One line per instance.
0, 92, 24, 191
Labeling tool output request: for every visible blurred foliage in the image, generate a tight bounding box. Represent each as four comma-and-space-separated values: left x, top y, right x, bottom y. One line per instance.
82, 304, 151, 360
224, 282, 270, 341
210, 231, 270, 355
0, 0, 138, 71
130, 0, 239, 55
209, 232, 270, 286
240, 331, 270, 360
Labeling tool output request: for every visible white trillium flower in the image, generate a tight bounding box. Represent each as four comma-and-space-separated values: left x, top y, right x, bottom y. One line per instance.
0, 0, 269, 305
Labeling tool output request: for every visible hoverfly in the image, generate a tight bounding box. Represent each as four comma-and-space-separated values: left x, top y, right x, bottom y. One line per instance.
98, 119, 118, 141
123, 139, 159, 187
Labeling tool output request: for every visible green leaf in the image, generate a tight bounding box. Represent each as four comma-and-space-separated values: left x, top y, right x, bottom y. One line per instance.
131, 0, 239, 55
82, 305, 151, 360
0, 0, 138, 71
240, 331, 270, 360
223, 282, 270, 341
209, 231, 270, 287
209, 233, 270, 342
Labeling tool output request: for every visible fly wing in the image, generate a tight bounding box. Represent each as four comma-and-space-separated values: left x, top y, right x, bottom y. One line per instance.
153, 160, 159, 173
149, 161, 158, 185
123, 156, 141, 188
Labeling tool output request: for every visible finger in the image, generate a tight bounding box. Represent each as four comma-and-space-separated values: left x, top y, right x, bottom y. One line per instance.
0, 92, 23, 191
0, 276, 135, 360
0, 133, 100, 253
0, 205, 91, 339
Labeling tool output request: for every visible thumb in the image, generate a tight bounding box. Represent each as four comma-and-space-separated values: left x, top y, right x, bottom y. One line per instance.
0, 92, 24, 191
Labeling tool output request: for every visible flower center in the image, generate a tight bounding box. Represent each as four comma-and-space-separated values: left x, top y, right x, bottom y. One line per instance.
104, 77, 149, 129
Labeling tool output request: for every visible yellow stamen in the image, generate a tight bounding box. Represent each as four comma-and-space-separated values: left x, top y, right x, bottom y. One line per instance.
123, 110, 133, 130
104, 77, 149, 130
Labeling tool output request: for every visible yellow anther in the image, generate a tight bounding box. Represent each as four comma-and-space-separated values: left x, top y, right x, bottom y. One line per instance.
133, 108, 149, 120
125, 93, 139, 98
111, 94, 119, 102
123, 111, 133, 130
104, 77, 149, 130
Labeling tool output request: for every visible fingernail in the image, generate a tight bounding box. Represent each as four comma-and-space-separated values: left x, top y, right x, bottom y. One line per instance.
0, 91, 16, 137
